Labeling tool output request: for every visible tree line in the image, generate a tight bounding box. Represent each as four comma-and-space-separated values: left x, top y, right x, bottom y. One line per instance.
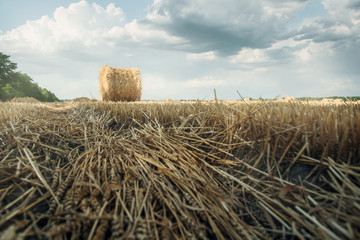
0, 52, 59, 102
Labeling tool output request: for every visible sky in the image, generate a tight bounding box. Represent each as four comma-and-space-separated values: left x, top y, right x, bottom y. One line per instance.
0, 0, 359, 100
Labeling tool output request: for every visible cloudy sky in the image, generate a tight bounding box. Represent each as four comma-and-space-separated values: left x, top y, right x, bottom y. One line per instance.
0, 0, 359, 100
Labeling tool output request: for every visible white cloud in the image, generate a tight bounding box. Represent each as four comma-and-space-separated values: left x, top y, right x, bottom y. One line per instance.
0, 0, 359, 100
122, 20, 185, 45
0, 0, 189, 58
322, 0, 360, 20
293, 0, 359, 43
184, 76, 224, 88
0, 1, 126, 53
186, 51, 216, 61
293, 41, 333, 62
231, 48, 269, 63
263, 0, 309, 19
143, 0, 306, 56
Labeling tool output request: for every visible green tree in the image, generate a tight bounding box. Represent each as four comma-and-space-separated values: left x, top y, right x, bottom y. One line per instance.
1, 83, 24, 99
0, 52, 59, 102
0, 77, 5, 101
0, 53, 17, 81
41, 88, 58, 102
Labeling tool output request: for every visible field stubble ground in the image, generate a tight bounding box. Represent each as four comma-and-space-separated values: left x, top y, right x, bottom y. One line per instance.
0, 99, 359, 239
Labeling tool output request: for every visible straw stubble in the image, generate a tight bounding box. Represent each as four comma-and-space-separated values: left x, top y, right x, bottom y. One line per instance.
0, 99, 359, 239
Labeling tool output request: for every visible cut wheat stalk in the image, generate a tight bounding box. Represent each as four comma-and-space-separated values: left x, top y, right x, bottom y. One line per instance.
0, 99, 359, 239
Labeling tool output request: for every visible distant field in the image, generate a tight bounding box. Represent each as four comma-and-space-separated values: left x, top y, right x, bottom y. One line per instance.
0, 100, 359, 239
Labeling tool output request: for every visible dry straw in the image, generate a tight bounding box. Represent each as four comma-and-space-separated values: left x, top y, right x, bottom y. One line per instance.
70, 97, 97, 102
99, 65, 142, 102
0, 99, 359, 239
10, 97, 40, 103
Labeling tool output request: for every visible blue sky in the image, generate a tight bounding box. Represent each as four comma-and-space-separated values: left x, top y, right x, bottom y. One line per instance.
0, 1, 152, 31
0, 0, 359, 100
289, 0, 328, 29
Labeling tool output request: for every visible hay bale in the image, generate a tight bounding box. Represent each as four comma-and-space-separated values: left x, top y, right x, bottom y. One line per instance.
99, 65, 142, 102
284, 96, 296, 102
321, 98, 335, 103
334, 99, 345, 104
70, 97, 97, 102
11, 97, 40, 103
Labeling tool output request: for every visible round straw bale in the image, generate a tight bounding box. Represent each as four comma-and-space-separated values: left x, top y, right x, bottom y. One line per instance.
11, 97, 40, 103
321, 98, 335, 103
284, 96, 296, 102
70, 97, 91, 102
334, 99, 345, 104
99, 65, 142, 102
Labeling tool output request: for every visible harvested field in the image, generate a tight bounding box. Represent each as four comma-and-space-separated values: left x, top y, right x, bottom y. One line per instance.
0, 100, 359, 239
70, 97, 98, 103
10, 97, 40, 103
